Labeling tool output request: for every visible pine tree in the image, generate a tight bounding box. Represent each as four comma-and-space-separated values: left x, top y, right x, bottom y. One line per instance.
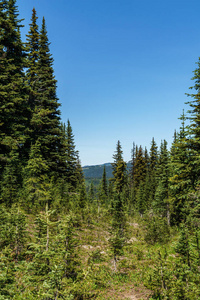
148, 138, 158, 205
186, 56, 200, 186
0, 149, 21, 206
75, 151, 84, 186
154, 140, 170, 224
109, 193, 127, 271
26, 13, 64, 181
112, 141, 127, 193
23, 140, 50, 209
101, 165, 108, 197
169, 111, 194, 224
134, 145, 146, 188
88, 180, 95, 201
149, 137, 158, 174
130, 142, 136, 182
0, 0, 28, 199
65, 120, 79, 189
112, 140, 123, 176
25, 8, 39, 110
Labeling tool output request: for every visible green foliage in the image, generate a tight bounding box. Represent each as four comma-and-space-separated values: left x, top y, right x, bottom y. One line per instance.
169, 111, 194, 225
109, 193, 127, 271
2, 2, 200, 299
144, 216, 170, 245
134, 145, 147, 188
0, 0, 28, 197
112, 141, 127, 193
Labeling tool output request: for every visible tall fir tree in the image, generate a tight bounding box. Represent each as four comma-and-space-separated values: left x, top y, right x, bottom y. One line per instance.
65, 120, 79, 189
130, 142, 136, 182
26, 13, 65, 182
186, 56, 200, 187
112, 141, 127, 193
112, 140, 123, 175
154, 140, 170, 225
149, 137, 158, 205
134, 145, 146, 188
0, 0, 28, 202
169, 111, 194, 224
100, 165, 108, 198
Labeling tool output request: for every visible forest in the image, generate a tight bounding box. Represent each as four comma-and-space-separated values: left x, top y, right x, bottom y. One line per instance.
1, 0, 200, 299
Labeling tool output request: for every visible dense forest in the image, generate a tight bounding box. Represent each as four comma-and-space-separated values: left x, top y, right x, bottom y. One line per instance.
1, 1, 200, 299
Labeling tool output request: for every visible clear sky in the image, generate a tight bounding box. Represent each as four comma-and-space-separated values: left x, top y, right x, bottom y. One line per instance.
17, 0, 200, 166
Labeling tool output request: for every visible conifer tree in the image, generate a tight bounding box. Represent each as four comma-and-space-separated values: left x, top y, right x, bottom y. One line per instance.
186, 56, 200, 186
112, 140, 123, 176
26, 13, 65, 182
112, 141, 127, 193
134, 145, 146, 188
130, 142, 136, 182
0, 0, 28, 198
23, 140, 50, 209
0, 149, 21, 206
148, 138, 158, 205
99, 165, 108, 203
65, 120, 79, 188
109, 193, 127, 271
169, 111, 194, 224
154, 140, 170, 224
101, 165, 107, 195
149, 137, 158, 174
25, 7, 39, 110
89, 180, 95, 201
75, 151, 84, 186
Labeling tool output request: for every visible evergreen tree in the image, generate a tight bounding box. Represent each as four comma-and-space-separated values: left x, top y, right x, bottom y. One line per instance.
65, 120, 79, 188
112, 141, 127, 193
26, 13, 65, 181
154, 140, 170, 224
0, 0, 28, 199
109, 193, 127, 271
134, 145, 146, 188
98, 165, 108, 203
148, 138, 158, 206
102, 165, 108, 196
23, 140, 50, 209
149, 137, 158, 174
0, 149, 21, 206
130, 142, 136, 182
75, 151, 84, 186
25, 7, 39, 111
169, 111, 194, 224
88, 180, 95, 201
112, 140, 123, 176
186, 56, 200, 186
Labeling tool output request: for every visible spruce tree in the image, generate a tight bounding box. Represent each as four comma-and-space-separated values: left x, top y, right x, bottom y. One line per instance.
186, 56, 200, 185
25, 7, 39, 111
101, 165, 108, 197
0, 0, 28, 200
109, 193, 127, 271
149, 138, 158, 205
26, 13, 64, 181
112, 140, 123, 176
75, 151, 84, 186
23, 140, 50, 209
154, 140, 170, 224
169, 111, 194, 224
130, 142, 136, 182
112, 141, 127, 193
134, 145, 146, 188
65, 120, 79, 189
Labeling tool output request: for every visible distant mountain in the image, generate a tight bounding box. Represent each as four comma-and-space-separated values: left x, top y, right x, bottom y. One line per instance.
83, 163, 113, 179
83, 162, 132, 179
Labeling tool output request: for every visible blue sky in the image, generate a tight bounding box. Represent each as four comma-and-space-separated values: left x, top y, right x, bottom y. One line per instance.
17, 0, 200, 166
